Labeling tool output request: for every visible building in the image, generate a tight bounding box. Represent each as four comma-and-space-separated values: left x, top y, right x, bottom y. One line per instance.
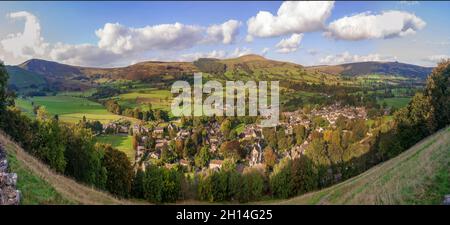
209, 160, 223, 170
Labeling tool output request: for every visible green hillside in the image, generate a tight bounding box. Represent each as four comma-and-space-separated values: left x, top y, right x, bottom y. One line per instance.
270, 126, 450, 205
6, 66, 46, 89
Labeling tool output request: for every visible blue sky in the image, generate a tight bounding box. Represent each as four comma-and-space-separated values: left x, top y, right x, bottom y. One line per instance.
0, 1, 449, 67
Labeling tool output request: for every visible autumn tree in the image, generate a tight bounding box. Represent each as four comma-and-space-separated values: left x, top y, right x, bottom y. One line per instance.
263, 146, 277, 170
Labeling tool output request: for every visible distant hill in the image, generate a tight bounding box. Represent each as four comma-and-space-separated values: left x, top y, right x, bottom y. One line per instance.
5, 65, 47, 89
306, 61, 433, 79
6, 56, 434, 92
19, 59, 84, 77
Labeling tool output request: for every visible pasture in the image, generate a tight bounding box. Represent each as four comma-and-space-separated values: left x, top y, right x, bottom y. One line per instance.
96, 134, 135, 162
15, 96, 125, 124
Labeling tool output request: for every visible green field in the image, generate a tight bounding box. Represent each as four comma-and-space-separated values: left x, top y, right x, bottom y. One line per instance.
15, 96, 126, 123
96, 134, 135, 162
113, 88, 172, 111
378, 97, 411, 108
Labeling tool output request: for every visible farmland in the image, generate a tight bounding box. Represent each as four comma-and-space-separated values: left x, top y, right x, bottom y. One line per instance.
96, 134, 135, 162
378, 97, 412, 109
15, 95, 125, 124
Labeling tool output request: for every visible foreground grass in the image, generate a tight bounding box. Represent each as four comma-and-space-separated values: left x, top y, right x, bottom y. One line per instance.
0, 131, 138, 205
269, 127, 450, 205
6, 149, 71, 205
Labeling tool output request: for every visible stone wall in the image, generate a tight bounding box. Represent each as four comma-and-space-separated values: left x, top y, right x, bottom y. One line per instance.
0, 144, 20, 205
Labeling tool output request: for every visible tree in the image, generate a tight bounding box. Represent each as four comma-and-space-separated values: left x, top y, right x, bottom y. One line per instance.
194, 145, 210, 168
220, 119, 232, 138
63, 126, 106, 188
290, 157, 318, 195
0, 62, 9, 127
424, 60, 450, 132
220, 140, 244, 160
269, 158, 293, 199
293, 125, 306, 145
101, 144, 133, 197
263, 146, 276, 170
132, 169, 145, 198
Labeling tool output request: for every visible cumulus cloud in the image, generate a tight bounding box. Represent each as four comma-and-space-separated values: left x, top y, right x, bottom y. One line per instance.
423, 54, 450, 63
0, 11, 243, 66
247, 1, 334, 38
1, 11, 50, 59
230, 47, 252, 57
275, 33, 303, 53
261, 47, 270, 56
95, 22, 205, 54
205, 20, 241, 44
245, 34, 254, 43
319, 51, 397, 65
49, 42, 125, 66
325, 10, 426, 40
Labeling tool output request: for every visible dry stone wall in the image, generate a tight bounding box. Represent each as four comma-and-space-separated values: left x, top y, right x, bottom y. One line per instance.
0, 144, 20, 205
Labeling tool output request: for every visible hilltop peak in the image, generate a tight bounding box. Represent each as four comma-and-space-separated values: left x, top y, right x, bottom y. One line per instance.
235, 54, 267, 61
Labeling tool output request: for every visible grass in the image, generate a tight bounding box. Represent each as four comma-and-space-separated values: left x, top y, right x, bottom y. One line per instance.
266, 126, 450, 205
96, 134, 135, 162
114, 89, 172, 111
6, 149, 71, 205
15, 96, 126, 124
378, 97, 411, 108
0, 131, 139, 205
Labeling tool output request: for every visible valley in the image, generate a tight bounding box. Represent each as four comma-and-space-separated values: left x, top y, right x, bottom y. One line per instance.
1, 54, 448, 205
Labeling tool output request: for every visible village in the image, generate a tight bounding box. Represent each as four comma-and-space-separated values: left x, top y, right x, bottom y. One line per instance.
98, 103, 368, 174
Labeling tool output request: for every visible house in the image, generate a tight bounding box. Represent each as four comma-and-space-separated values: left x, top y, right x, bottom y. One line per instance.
149, 151, 160, 159
118, 125, 129, 134
155, 140, 167, 151
179, 159, 189, 167
209, 160, 223, 170
153, 127, 164, 138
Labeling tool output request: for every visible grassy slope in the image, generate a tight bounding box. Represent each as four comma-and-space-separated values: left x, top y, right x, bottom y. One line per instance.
15, 96, 128, 124
0, 131, 139, 205
270, 126, 450, 205
96, 134, 135, 162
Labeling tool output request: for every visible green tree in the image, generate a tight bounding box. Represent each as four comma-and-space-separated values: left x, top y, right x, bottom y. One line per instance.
101, 144, 133, 197
194, 145, 211, 168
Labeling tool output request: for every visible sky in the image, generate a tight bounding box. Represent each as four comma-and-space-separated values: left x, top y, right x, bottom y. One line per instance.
0, 1, 449, 67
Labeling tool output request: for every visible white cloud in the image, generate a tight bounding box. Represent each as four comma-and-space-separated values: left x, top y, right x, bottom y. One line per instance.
205, 20, 241, 44
49, 42, 126, 66
1, 11, 50, 59
261, 47, 270, 56
423, 54, 450, 63
0, 11, 244, 66
325, 10, 426, 40
247, 1, 334, 38
245, 34, 254, 43
275, 33, 303, 53
95, 22, 204, 54
230, 47, 252, 57
319, 51, 397, 65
